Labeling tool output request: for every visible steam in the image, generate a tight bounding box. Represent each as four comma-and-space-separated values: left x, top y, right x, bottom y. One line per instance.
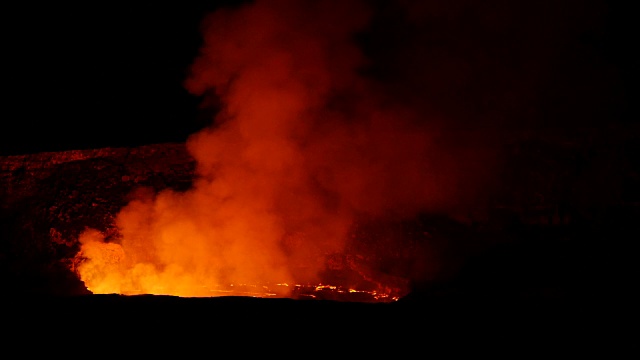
77, 0, 606, 296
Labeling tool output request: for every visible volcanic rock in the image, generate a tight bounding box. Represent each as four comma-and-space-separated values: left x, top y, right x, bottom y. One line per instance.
0, 143, 195, 296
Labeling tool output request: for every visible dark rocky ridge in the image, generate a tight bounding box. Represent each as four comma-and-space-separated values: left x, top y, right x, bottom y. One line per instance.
1, 138, 638, 304
1, 143, 195, 296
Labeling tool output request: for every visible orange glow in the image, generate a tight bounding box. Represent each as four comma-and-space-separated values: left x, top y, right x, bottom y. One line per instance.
75, 227, 398, 301
72, 0, 488, 301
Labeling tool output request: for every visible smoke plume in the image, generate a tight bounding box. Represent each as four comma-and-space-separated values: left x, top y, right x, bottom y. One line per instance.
74, 0, 614, 296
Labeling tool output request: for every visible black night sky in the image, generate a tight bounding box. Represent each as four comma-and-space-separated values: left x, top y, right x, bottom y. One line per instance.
1, 0, 636, 156
3, 1, 238, 155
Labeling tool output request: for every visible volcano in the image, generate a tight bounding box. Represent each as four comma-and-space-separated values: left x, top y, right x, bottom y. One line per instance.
2, 139, 637, 302
0, 141, 636, 354
1, 0, 637, 353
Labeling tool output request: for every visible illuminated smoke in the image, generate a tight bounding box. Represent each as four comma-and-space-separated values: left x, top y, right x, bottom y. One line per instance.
74, 0, 522, 296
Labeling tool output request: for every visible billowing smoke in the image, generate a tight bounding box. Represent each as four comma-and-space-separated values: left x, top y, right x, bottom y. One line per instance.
74, 0, 614, 297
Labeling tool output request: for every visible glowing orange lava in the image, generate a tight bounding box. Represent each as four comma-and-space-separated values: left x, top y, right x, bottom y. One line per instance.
73, 227, 399, 302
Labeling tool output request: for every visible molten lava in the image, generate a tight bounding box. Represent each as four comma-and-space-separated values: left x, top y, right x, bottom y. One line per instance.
74, 227, 400, 302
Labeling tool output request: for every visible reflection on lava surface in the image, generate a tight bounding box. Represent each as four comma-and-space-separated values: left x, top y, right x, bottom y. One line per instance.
87, 282, 399, 303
